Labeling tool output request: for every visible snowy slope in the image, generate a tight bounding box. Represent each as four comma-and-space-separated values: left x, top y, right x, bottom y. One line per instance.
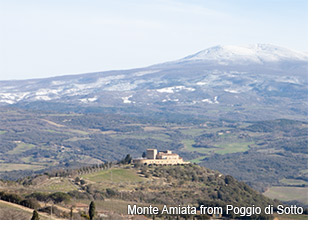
181, 44, 307, 65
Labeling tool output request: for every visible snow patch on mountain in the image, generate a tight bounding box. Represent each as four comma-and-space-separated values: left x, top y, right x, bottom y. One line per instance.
34, 95, 52, 101
182, 44, 307, 65
276, 76, 302, 84
202, 99, 213, 103
0, 92, 30, 103
201, 96, 219, 104
122, 95, 134, 104
105, 82, 137, 91
80, 97, 98, 103
156, 86, 195, 93
132, 70, 160, 77
0, 99, 15, 104
224, 89, 239, 94
196, 81, 207, 86
36, 88, 61, 96
51, 81, 66, 86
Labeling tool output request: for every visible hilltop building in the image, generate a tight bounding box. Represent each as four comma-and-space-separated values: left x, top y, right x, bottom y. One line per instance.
133, 149, 189, 165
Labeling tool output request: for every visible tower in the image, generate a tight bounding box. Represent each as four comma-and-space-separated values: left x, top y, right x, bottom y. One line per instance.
146, 149, 157, 159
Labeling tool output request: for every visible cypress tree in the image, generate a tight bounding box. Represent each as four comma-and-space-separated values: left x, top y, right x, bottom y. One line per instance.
142, 152, 146, 158
31, 210, 40, 220
89, 201, 96, 220
70, 206, 73, 220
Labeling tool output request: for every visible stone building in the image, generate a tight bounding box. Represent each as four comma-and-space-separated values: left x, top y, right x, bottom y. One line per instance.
133, 149, 189, 165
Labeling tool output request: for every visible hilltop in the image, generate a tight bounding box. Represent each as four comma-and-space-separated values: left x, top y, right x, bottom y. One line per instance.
1, 162, 306, 220
180, 44, 307, 64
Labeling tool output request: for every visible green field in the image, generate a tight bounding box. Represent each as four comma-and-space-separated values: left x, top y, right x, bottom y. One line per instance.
279, 178, 308, 186
33, 178, 77, 192
7, 142, 35, 155
0, 130, 7, 135
0, 163, 45, 172
68, 129, 89, 135
178, 127, 230, 136
182, 139, 253, 155
263, 186, 308, 205
82, 168, 144, 183
110, 132, 171, 142
216, 142, 254, 154
44, 129, 64, 134
65, 137, 90, 142
189, 155, 209, 164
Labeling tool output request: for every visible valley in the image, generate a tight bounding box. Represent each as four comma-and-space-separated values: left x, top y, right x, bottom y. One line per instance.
0, 107, 307, 206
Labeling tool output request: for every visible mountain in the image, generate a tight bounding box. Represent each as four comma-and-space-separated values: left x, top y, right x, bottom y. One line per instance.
0, 44, 308, 121
181, 44, 307, 64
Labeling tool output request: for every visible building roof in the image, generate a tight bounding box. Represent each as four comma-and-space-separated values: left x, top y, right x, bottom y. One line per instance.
158, 153, 179, 156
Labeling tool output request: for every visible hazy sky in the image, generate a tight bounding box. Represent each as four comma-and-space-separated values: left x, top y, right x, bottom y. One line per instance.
0, 0, 308, 80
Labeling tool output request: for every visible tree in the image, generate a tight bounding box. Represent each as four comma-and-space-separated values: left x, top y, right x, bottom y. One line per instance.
80, 179, 86, 185
121, 154, 132, 164
20, 198, 40, 209
70, 206, 73, 220
74, 177, 80, 183
89, 201, 96, 220
31, 210, 40, 220
142, 152, 146, 158
49, 192, 71, 203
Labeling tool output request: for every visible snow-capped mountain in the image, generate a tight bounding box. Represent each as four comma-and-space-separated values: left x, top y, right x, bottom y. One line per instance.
0, 44, 308, 121
181, 44, 307, 64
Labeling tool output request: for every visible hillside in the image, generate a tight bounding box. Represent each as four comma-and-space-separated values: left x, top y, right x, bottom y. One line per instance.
1, 163, 307, 220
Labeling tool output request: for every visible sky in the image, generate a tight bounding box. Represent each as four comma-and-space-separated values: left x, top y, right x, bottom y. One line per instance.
0, 0, 308, 80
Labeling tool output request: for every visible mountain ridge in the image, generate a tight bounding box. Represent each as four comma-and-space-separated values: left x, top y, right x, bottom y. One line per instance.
0, 44, 307, 121
181, 44, 307, 63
